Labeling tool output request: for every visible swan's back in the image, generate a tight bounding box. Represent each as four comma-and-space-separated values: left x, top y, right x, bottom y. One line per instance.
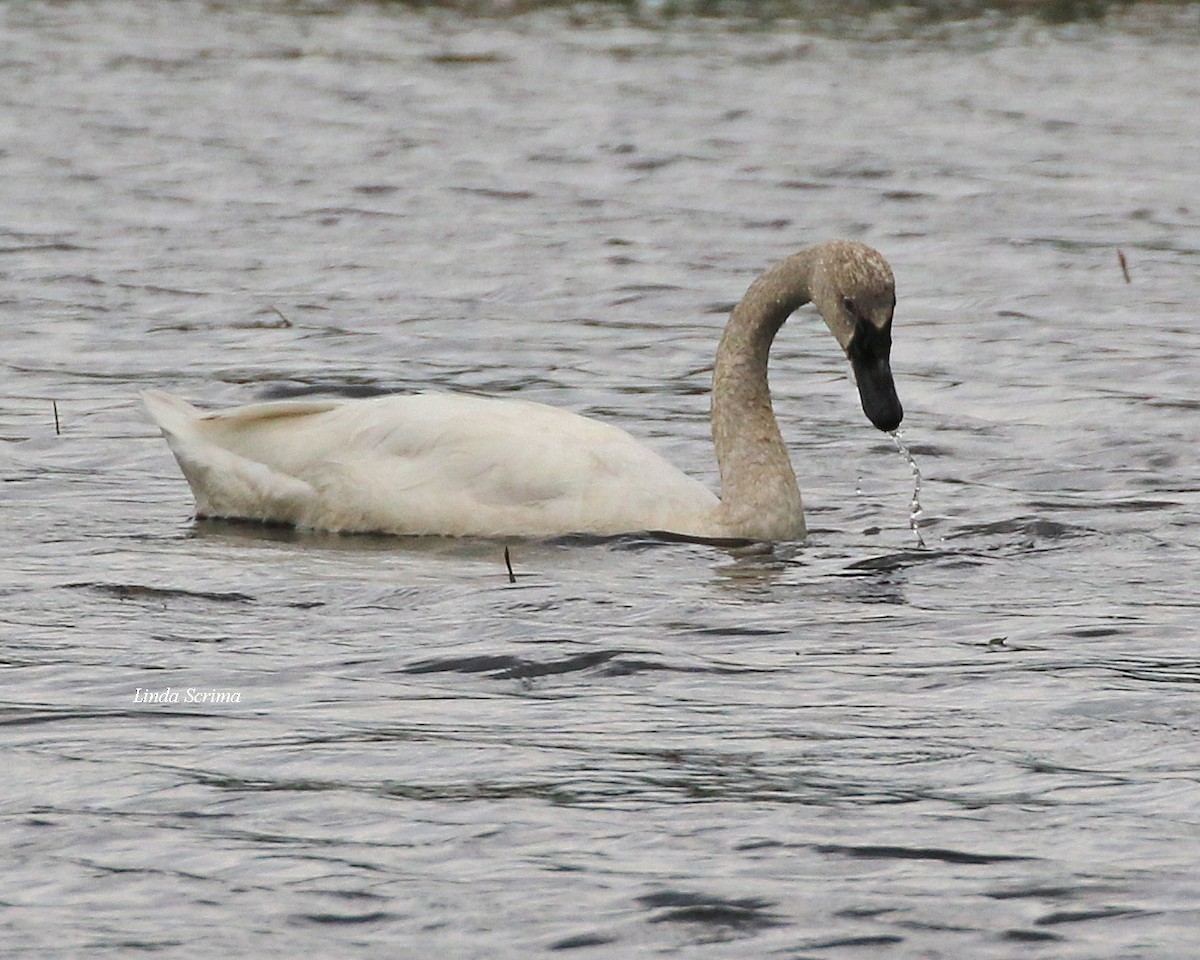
142, 390, 719, 538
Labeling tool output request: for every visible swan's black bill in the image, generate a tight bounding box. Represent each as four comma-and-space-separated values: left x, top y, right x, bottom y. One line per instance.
847, 321, 903, 433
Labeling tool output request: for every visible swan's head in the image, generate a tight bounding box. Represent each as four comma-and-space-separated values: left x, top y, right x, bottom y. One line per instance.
811, 241, 904, 433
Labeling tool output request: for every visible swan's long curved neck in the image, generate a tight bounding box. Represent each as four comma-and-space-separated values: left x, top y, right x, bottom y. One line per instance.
710, 248, 821, 539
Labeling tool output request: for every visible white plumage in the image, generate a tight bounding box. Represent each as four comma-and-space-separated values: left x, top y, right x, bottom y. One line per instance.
142, 390, 720, 538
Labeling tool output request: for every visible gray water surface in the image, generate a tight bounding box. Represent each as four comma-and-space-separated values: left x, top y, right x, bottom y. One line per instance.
3, 3, 1199, 957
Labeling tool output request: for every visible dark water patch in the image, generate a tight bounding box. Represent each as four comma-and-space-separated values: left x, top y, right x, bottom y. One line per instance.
451, 185, 537, 201
255, 381, 394, 399
1035, 906, 1152, 926
402, 649, 756, 680
454, 373, 567, 394
528, 150, 593, 165
986, 884, 1103, 900
895, 917, 975, 933
597, 656, 761, 678
0, 708, 137, 729
213, 363, 378, 387
944, 516, 1093, 545
380, 779, 586, 804
596, 658, 670, 678
150, 630, 234, 645
320, 889, 391, 902
427, 50, 510, 65
84, 939, 187, 952
191, 516, 331, 545
1001, 927, 1064, 941
1067, 625, 1125, 638
1027, 496, 1182, 513
544, 531, 731, 552
352, 184, 401, 196
190, 516, 509, 565
779, 179, 830, 191
65, 582, 255, 604
816, 164, 892, 180
842, 548, 975, 574
118, 281, 211, 298
1148, 397, 1200, 411
363, 0, 1174, 28
229, 312, 295, 330
742, 217, 792, 230
608, 286, 687, 307
402, 653, 527, 675
1108, 658, 1200, 685
882, 189, 931, 201
809, 933, 906, 948
105, 52, 205, 72
833, 906, 896, 919
680, 623, 790, 639
195, 774, 344, 793
1015, 756, 1130, 781
645, 529, 761, 549
549, 931, 619, 949
638, 890, 785, 930
0, 241, 89, 255
298, 205, 408, 222
291, 911, 400, 926
901, 441, 950, 457
815, 844, 1036, 865
403, 650, 621, 680
625, 154, 682, 172
1017, 234, 1118, 253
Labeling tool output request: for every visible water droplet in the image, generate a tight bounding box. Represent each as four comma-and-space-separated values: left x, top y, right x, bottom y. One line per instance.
890, 429, 926, 549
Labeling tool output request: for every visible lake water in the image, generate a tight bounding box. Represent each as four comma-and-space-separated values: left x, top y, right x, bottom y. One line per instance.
3, 2, 1199, 957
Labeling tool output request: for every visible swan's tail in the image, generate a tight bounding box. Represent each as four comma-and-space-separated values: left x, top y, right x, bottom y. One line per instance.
141, 389, 316, 524
141, 389, 200, 438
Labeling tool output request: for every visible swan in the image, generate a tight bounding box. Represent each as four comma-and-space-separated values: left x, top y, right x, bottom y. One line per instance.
142, 239, 902, 542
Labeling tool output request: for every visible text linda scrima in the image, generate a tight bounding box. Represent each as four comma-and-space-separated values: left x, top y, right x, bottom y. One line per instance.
133, 687, 241, 704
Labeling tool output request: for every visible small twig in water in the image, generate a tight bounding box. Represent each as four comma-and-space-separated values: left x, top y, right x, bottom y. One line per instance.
269, 307, 293, 328
1117, 249, 1131, 284
53, 400, 60, 436
503, 545, 516, 584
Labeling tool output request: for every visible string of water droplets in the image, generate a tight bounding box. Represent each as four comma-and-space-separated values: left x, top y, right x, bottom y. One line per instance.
890, 429, 926, 549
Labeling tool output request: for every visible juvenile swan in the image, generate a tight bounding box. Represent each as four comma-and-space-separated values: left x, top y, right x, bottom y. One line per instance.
143, 240, 903, 542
